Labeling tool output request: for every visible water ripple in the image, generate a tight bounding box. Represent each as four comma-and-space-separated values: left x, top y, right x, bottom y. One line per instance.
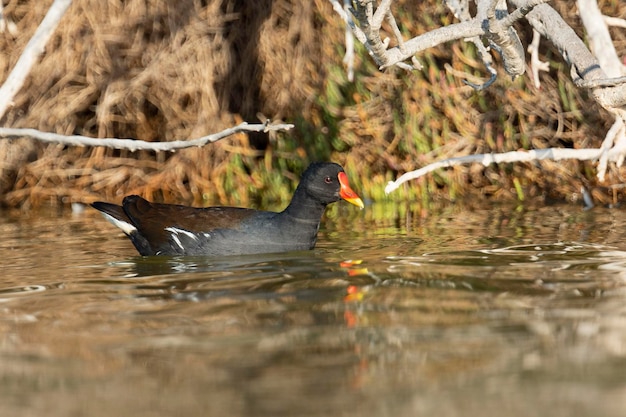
0, 284, 51, 299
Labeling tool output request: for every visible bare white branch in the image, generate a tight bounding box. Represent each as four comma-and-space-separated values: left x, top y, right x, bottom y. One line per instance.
0, 0, 73, 119
513, 2, 605, 81
385, 147, 612, 194
446, 0, 498, 87
0, 122, 295, 152
324, 0, 626, 194
577, 0, 625, 78
330, 0, 626, 110
329, 0, 370, 55
576, 0, 626, 181
331, 0, 551, 78
484, 0, 526, 78
350, 0, 391, 67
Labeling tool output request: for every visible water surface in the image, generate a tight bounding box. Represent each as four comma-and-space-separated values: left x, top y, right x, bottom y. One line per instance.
1, 202, 626, 416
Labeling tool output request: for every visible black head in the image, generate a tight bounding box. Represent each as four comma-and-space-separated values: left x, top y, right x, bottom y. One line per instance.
297, 162, 364, 208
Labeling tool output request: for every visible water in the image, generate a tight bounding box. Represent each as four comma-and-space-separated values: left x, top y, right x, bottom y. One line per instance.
2, 202, 626, 416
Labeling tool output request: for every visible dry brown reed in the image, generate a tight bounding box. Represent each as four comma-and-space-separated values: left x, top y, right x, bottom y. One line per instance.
0, 0, 624, 209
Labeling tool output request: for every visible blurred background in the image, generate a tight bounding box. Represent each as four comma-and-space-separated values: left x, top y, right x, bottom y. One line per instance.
0, 0, 623, 209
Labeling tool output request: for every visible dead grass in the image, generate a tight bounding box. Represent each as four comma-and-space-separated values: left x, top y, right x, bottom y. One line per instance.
0, 0, 624, 209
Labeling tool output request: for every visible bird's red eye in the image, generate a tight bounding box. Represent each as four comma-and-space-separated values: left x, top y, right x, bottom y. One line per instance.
324, 176, 332, 184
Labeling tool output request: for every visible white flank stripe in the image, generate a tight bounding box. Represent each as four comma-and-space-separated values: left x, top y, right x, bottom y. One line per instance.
165, 227, 199, 242
169, 233, 183, 250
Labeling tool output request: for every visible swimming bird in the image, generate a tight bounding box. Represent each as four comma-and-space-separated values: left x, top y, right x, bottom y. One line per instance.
91, 162, 364, 256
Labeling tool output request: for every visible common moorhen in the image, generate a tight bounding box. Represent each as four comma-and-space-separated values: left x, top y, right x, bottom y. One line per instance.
91, 162, 364, 256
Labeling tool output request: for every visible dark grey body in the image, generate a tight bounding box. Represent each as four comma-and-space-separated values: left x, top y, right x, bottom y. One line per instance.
150, 206, 323, 256
91, 163, 354, 257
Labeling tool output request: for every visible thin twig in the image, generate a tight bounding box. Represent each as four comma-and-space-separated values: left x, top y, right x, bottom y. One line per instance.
385, 10, 406, 54
343, 0, 355, 81
604, 15, 626, 29
463, 64, 497, 90
499, 0, 551, 27
596, 119, 625, 181
0, 122, 295, 152
527, 29, 549, 88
